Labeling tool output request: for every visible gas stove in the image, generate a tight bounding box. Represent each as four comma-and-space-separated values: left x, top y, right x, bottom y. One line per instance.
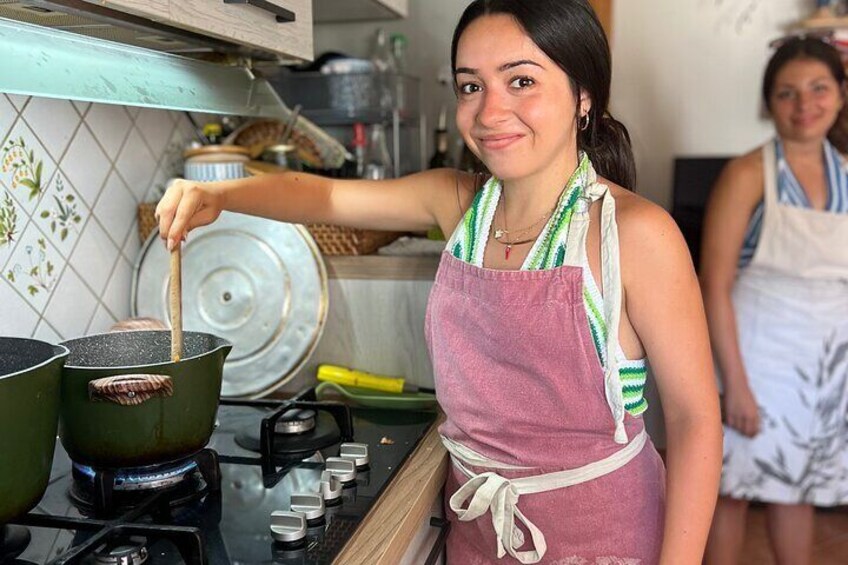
3, 387, 438, 564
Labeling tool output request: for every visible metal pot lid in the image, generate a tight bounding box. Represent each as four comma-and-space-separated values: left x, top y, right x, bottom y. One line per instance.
132, 212, 328, 398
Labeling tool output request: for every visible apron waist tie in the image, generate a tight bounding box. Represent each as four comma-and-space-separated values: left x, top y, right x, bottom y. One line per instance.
441, 429, 648, 564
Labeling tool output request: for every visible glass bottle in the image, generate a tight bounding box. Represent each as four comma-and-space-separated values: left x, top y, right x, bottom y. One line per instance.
364, 124, 393, 180
428, 106, 453, 169
352, 123, 367, 178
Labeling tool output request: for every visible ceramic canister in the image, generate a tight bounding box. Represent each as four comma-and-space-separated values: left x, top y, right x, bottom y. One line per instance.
183, 145, 251, 181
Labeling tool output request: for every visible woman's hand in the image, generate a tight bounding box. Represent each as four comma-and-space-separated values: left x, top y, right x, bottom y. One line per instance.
155, 179, 225, 250
723, 383, 760, 437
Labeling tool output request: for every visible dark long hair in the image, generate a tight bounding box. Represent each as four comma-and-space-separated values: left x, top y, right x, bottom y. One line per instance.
451, 0, 637, 189
763, 36, 848, 152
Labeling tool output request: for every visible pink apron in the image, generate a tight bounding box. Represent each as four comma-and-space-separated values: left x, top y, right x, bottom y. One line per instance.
425, 185, 665, 563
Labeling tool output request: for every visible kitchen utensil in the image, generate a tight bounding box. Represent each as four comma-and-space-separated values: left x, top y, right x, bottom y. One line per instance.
170, 246, 182, 362
0, 338, 68, 524
317, 364, 435, 394
315, 381, 438, 410
261, 144, 302, 170
59, 330, 231, 468
280, 104, 302, 144
132, 212, 328, 398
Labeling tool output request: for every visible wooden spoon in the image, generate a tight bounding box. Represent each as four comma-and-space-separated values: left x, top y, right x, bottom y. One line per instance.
169, 245, 183, 362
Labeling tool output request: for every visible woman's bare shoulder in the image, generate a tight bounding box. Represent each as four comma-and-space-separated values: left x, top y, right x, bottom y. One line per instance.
604, 182, 693, 272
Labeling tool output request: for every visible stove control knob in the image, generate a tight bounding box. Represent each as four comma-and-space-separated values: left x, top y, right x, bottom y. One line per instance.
325, 457, 357, 484
291, 492, 325, 522
339, 442, 370, 469
320, 470, 342, 503
270, 510, 307, 544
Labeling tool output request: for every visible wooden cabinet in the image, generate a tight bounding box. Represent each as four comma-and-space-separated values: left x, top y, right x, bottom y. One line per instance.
314, 0, 408, 23
87, 0, 313, 60
590, 0, 613, 41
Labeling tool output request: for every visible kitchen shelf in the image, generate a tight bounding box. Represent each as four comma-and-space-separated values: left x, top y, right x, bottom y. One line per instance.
314, 0, 407, 23
799, 15, 848, 30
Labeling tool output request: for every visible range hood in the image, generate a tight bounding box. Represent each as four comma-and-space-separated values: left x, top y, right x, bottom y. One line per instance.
0, 3, 293, 117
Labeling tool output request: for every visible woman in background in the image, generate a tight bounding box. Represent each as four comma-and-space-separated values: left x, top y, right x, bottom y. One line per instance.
701, 37, 848, 564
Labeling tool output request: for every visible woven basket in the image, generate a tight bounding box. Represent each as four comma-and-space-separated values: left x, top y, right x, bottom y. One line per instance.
306, 224, 403, 256
138, 201, 402, 255
138, 202, 158, 243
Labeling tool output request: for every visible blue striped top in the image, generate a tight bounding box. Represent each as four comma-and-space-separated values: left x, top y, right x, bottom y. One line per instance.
739, 138, 848, 268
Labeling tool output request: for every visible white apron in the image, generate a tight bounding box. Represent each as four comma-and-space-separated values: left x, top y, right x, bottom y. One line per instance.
720, 141, 848, 505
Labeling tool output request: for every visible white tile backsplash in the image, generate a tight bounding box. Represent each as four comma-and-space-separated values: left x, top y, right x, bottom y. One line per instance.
85, 104, 132, 161
0, 96, 192, 339
94, 172, 136, 248
0, 278, 39, 336
22, 98, 80, 162
70, 217, 120, 296
60, 124, 111, 207
115, 129, 157, 202
43, 266, 97, 339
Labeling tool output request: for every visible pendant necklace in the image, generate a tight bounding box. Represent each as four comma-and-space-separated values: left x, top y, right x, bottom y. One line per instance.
493, 185, 557, 260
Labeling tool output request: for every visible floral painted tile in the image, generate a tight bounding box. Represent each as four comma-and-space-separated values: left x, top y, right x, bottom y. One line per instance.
0, 278, 39, 337
34, 172, 88, 259
1, 120, 57, 216
0, 186, 22, 269
4, 221, 64, 312
22, 97, 81, 162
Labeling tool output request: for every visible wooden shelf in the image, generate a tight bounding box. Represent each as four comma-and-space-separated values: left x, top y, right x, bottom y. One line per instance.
799, 16, 848, 30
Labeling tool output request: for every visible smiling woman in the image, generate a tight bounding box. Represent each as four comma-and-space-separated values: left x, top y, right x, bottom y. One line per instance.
154, 1, 722, 562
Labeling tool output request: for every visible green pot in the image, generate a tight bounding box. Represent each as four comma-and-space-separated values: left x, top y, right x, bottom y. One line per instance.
0, 337, 68, 524
60, 330, 231, 469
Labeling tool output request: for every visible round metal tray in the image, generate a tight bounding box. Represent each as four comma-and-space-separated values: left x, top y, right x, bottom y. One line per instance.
132, 212, 328, 398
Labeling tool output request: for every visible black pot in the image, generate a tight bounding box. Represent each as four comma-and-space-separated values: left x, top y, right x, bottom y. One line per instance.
0, 337, 68, 524
59, 330, 231, 468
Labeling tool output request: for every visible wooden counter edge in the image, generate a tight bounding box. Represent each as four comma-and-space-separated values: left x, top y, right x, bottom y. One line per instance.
333, 414, 449, 564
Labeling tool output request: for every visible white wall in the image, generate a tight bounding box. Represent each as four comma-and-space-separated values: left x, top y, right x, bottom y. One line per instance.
610, 0, 809, 207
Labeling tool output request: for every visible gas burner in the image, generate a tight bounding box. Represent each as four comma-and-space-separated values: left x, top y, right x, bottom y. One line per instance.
235, 411, 342, 456
73, 459, 198, 492
274, 408, 316, 435
68, 449, 221, 517
92, 536, 148, 565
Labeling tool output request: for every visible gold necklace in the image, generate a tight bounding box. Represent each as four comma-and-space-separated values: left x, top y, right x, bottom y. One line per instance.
493, 186, 558, 260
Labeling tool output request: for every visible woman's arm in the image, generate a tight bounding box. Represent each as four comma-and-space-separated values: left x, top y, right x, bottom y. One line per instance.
618, 197, 722, 564
699, 154, 764, 437
156, 168, 474, 249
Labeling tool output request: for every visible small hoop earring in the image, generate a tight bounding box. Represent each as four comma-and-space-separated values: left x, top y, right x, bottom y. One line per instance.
579, 113, 590, 132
